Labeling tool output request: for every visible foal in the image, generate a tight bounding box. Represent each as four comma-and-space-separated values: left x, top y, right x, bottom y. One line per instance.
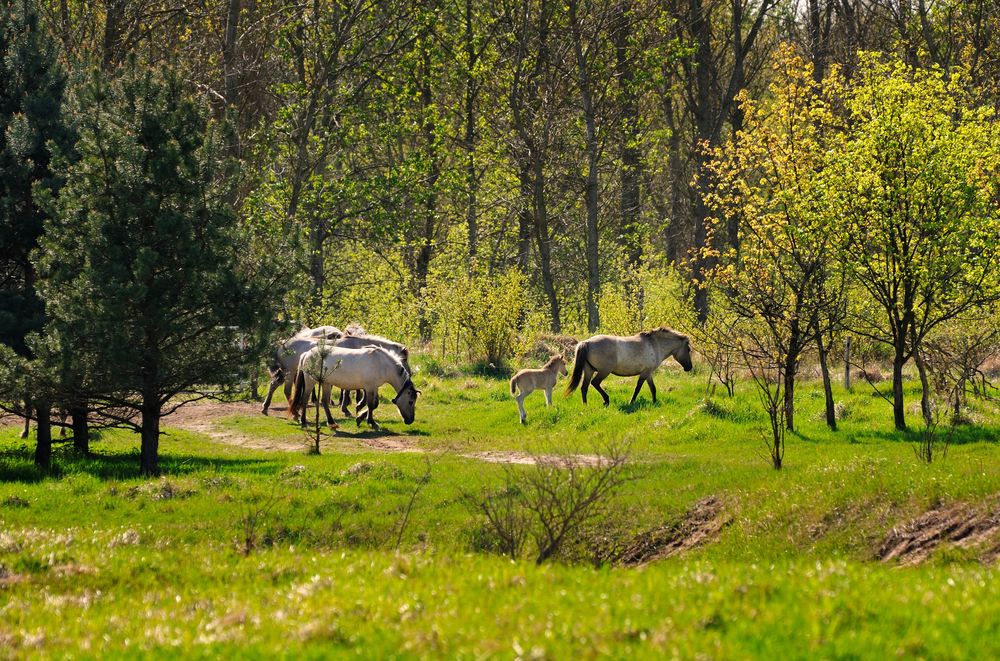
509, 354, 568, 424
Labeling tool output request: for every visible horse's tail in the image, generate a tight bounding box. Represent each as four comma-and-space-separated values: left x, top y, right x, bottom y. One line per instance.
565, 342, 588, 395
288, 368, 307, 419
510, 375, 518, 396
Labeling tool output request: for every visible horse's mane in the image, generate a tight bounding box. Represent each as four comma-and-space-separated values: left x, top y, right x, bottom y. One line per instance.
640, 326, 687, 340
365, 344, 410, 378
344, 322, 367, 336
543, 354, 563, 367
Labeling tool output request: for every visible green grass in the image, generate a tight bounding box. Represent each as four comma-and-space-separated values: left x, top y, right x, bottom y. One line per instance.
1, 358, 998, 657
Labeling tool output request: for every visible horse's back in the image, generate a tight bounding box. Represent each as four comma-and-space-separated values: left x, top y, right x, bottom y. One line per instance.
582, 334, 657, 376
306, 345, 399, 390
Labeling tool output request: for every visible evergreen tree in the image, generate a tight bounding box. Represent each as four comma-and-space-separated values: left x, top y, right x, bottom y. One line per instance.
0, 0, 74, 468
35, 64, 275, 475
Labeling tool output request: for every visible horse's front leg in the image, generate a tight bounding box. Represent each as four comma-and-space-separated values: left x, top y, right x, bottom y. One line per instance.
354, 390, 365, 415
365, 391, 380, 430
591, 372, 611, 407
321, 383, 337, 427
261, 375, 282, 415
340, 389, 351, 415
629, 374, 646, 405
544, 387, 553, 407
20, 398, 30, 439
646, 374, 657, 403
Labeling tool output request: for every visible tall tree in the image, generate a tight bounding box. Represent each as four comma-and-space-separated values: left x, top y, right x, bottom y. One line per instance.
0, 0, 74, 467
35, 65, 275, 475
832, 57, 1000, 431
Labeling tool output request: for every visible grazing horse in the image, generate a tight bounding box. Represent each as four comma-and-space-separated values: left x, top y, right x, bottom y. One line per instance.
288, 344, 419, 429
510, 354, 568, 424
334, 332, 410, 414
261, 336, 324, 415
566, 328, 693, 406
295, 325, 343, 341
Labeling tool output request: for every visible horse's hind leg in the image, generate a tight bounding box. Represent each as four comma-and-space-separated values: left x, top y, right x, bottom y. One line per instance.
581, 366, 594, 404
646, 375, 657, 403
340, 389, 351, 415
516, 394, 527, 424
591, 372, 611, 407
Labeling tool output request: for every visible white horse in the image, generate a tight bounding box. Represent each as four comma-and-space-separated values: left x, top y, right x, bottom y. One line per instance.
510, 354, 568, 424
566, 328, 693, 406
295, 325, 343, 340
334, 332, 410, 414
289, 344, 419, 429
261, 334, 330, 415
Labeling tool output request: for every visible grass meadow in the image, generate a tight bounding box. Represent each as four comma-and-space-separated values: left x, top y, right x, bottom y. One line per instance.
1, 357, 998, 658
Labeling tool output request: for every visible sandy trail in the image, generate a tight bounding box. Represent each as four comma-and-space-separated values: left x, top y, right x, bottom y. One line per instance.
163, 401, 602, 466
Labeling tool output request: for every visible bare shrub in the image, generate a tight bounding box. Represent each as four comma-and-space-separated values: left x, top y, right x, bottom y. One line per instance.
236, 484, 283, 556
464, 440, 633, 564
392, 455, 436, 550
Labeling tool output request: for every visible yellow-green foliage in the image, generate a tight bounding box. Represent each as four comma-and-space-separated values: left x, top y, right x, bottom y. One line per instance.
598, 264, 696, 336
425, 268, 529, 364
317, 248, 420, 340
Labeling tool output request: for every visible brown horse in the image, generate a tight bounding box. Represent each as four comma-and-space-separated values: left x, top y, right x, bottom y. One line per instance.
566, 328, 692, 406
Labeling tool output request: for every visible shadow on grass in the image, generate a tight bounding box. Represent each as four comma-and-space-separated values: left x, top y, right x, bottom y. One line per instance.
0, 442, 282, 484
616, 398, 663, 414
333, 426, 431, 439
857, 423, 1000, 446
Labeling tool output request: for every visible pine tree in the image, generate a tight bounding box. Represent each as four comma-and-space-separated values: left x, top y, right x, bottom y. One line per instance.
35, 64, 275, 475
0, 0, 74, 468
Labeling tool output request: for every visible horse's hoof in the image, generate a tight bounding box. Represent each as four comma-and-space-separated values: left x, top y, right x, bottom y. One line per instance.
602, 401, 610, 408
261, 409, 269, 416
520, 419, 526, 425
19, 431, 28, 439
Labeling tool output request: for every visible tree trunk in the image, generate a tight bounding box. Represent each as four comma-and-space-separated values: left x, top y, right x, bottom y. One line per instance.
664, 96, 687, 264
415, 41, 440, 341
613, 0, 642, 269
843, 336, 851, 390
532, 156, 560, 332
517, 161, 533, 272
141, 403, 160, 476
818, 333, 836, 431
223, 0, 242, 105
690, 0, 716, 323
783, 351, 797, 431
70, 407, 89, 454
569, 0, 601, 332
102, 0, 125, 70
464, 0, 478, 266
33, 401, 52, 470
914, 349, 932, 426
892, 349, 907, 431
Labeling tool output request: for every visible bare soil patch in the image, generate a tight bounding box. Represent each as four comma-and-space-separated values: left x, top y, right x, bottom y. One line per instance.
615, 495, 730, 566
465, 450, 604, 466
165, 401, 603, 465
877, 498, 1000, 565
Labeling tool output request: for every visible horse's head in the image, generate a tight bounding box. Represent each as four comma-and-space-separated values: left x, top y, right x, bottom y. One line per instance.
551, 354, 569, 377
649, 327, 693, 372
673, 333, 693, 372
392, 379, 420, 424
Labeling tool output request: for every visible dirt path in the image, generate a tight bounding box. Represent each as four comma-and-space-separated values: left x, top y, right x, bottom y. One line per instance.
164, 401, 601, 466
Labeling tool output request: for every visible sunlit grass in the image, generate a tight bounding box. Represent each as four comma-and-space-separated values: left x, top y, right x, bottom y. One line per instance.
0, 357, 998, 657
